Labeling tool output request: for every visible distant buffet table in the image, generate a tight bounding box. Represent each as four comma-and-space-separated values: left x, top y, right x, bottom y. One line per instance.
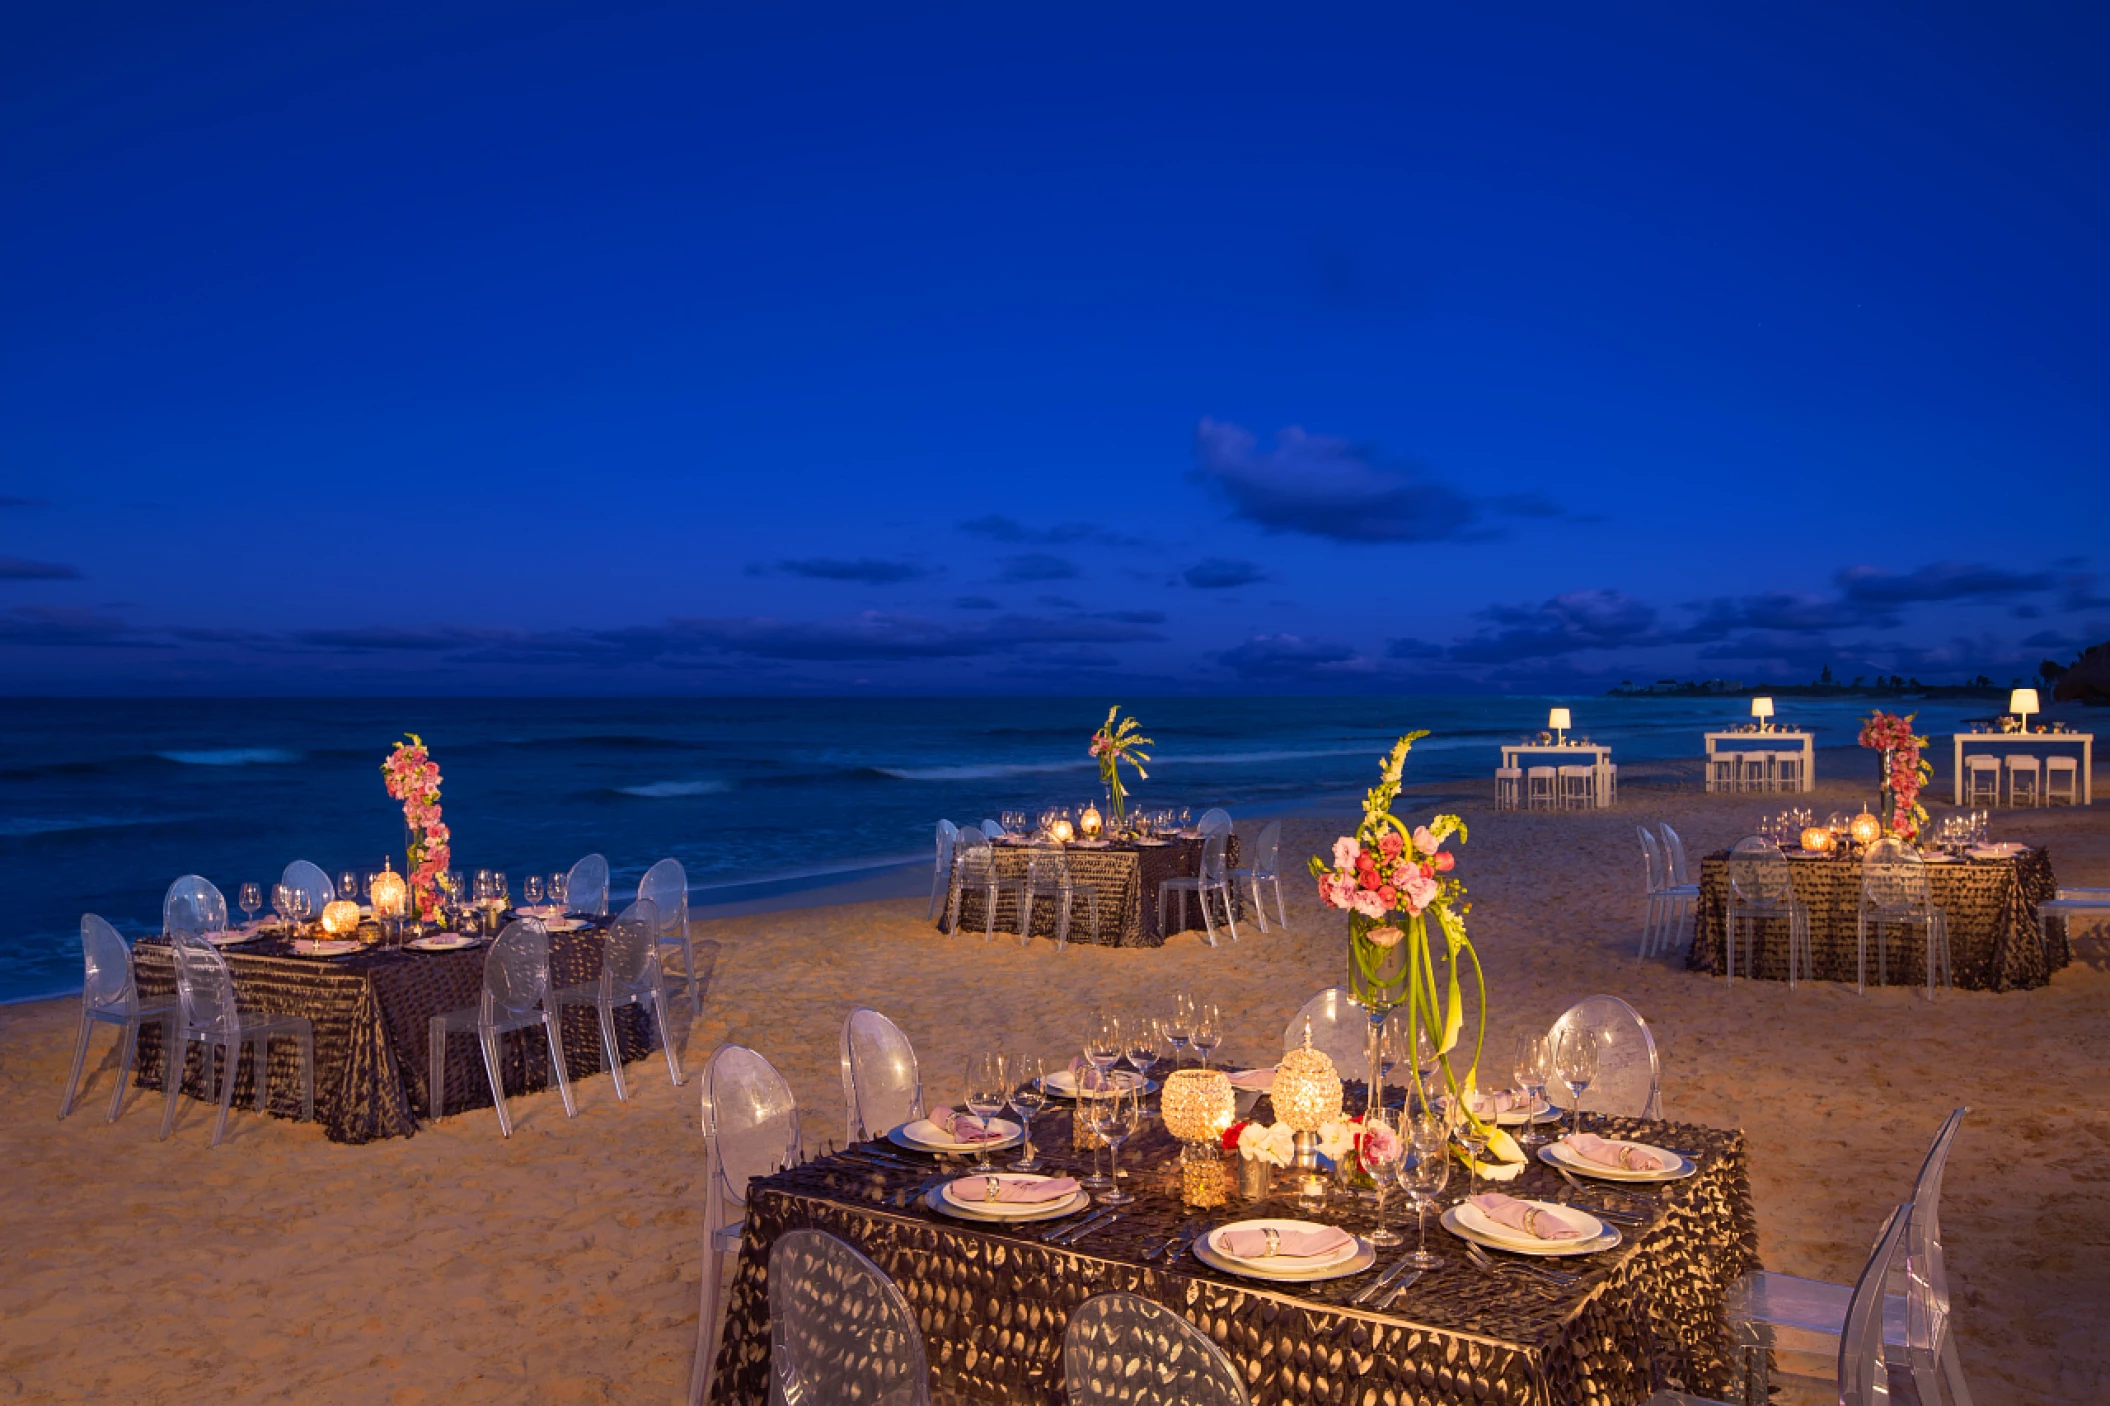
938, 834, 1239, 947
1703, 730, 1815, 793
1499, 742, 1615, 808
1950, 732, 2094, 806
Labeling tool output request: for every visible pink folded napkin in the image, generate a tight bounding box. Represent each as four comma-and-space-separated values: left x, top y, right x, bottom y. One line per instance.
1563, 1133, 1671, 1172
925, 1107, 1005, 1142
1467, 1089, 1533, 1118
1468, 1193, 1593, 1241
1067, 1057, 1116, 1091
1227, 1068, 1275, 1091
950, 1175, 1079, 1204
1218, 1225, 1354, 1260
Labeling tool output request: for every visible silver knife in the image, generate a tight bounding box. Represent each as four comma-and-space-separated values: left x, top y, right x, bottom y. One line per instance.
1351, 1255, 1416, 1305
1061, 1211, 1122, 1244
1039, 1209, 1104, 1242
1376, 1269, 1424, 1310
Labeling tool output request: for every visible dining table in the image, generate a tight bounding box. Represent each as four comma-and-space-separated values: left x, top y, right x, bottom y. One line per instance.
941, 834, 1242, 947
707, 1085, 1758, 1405
1688, 845, 2063, 991
128, 915, 657, 1143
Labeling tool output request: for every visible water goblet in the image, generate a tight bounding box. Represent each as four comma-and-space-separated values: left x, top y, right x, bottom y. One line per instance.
1005, 1055, 1047, 1171
524, 875, 544, 909
1190, 1003, 1223, 1069
1087, 1084, 1142, 1205
271, 883, 295, 934
1555, 1027, 1599, 1138
1444, 1087, 1490, 1202
338, 871, 360, 905
1179, 807, 1193, 830
491, 872, 510, 910
1083, 1012, 1123, 1088
1511, 1033, 1553, 1148
1076, 1086, 1114, 1190
1165, 993, 1194, 1066
1358, 1110, 1406, 1247
961, 1053, 1008, 1175
1124, 1014, 1159, 1080
475, 869, 493, 902
238, 883, 262, 927
549, 872, 567, 912
1396, 1116, 1450, 1269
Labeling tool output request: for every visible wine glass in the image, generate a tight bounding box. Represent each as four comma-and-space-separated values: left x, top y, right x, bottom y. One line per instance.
491, 872, 510, 910
1555, 1027, 1599, 1138
1179, 807, 1193, 831
549, 872, 568, 912
1006, 1055, 1046, 1171
1165, 994, 1194, 1066
337, 871, 360, 905
524, 875, 544, 909
1190, 1003, 1223, 1069
238, 883, 262, 928
1124, 1015, 1159, 1080
271, 883, 295, 934
1086, 1083, 1142, 1205
1397, 1115, 1450, 1269
1083, 1012, 1123, 1089
961, 1053, 1007, 1175
475, 870, 493, 904
1359, 1110, 1406, 1247
1511, 1033, 1554, 1148
1445, 1085, 1490, 1202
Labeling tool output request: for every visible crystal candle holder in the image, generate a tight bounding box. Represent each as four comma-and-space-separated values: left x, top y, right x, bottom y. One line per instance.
1161, 1069, 1236, 1208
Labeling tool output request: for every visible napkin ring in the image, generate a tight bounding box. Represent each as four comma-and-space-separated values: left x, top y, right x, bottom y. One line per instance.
983, 1176, 1001, 1203
1521, 1206, 1544, 1237
1262, 1227, 1281, 1258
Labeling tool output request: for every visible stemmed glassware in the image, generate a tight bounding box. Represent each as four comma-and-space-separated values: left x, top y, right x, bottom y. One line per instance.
1445, 1088, 1490, 1202
1359, 1110, 1406, 1247
548, 872, 568, 913
961, 1053, 1007, 1175
1165, 994, 1194, 1066
491, 872, 510, 911
1178, 807, 1193, 831
271, 883, 296, 935
1083, 1012, 1123, 1089
524, 875, 544, 909
1396, 1115, 1449, 1270
1085, 1083, 1142, 1205
1123, 1015, 1159, 1082
1511, 1033, 1553, 1148
238, 883, 262, 928
338, 871, 360, 906
1555, 1027, 1599, 1138
1006, 1055, 1046, 1171
1190, 1003, 1222, 1069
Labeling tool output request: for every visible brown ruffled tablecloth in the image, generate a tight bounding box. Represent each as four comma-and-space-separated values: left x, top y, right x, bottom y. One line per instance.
130, 925, 655, 1143
1689, 847, 2062, 991
940, 836, 1243, 948
710, 1100, 1757, 1405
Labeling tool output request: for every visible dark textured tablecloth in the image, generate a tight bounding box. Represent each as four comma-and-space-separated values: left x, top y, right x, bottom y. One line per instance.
1689, 847, 2063, 991
130, 925, 655, 1142
709, 1100, 1757, 1405
940, 836, 1243, 948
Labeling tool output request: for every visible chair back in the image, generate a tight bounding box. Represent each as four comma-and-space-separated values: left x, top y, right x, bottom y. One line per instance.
163, 875, 228, 937
564, 853, 611, 917
1546, 995, 1661, 1118
1636, 827, 1665, 893
80, 914, 140, 1015
602, 899, 660, 988
769, 1229, 929, 1406
279, 860, 335, 914
701, 1044, 800, 1215
840, 1006, 924, 1142
1198, 830, 1229, 885
1282, 987, 1368, 1076
1196, 808, 1232, 836
169, 930, 242, 1041
933, 820, 958, 872
1659, 824, 1691, 885
1902, 1109, 1968, 1374
1248, 819, 1281, 876
1861, 838, 1931, 915
1026, 850, 1068, 890
1063, 1291, 1249, 1406
481, 919, 553, 1022
1839, 1201, 1914, 1406
981, 819, 1005, 840
1727, 836, 1793, 908
638, 858, 689, 936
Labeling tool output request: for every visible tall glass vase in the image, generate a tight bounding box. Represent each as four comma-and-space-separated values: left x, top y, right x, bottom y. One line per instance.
1347, 915, 1410, 1117
1878, 749, 1896, 837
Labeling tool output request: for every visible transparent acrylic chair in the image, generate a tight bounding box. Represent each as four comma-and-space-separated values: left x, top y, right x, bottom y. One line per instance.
1659, 823, 1695, 888
1726, 1110, 1973, 1406
1018, 851, 1100, 950
768, 1228, 930, 1406
565, 852, 611, 918
1726, 837, 1811, 985
691, 1043, 801, 1406
427, 918, 578, 1136
1196, 807, 1232, 836
1547, 995, 1662, 1118
279, 859, 335, 915
639, 858, 700, 1011
1858, 839, 1952, 998
945, 831, 1005, 939
840, 1006, 925, 1143
1064, 1291, 1250, 1406
1636, 828, 1670, 958
1157, 830, 1238, 946
980, 818, 1006, 840
163, 874, 229, 936
1228, 818, 1287, 933
59, 914, 178, 1123
927, 821, 958, 921
1282, 988, 1369, 1079
159, 931, 314, 1146
550, 898, 683, 1100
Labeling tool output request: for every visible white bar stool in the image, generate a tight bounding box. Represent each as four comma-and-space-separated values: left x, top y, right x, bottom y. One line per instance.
1494, 767, 1522, 811
1771, 753, 1803, 792
1739, 751, 1773, 793
1708, 754, 1736, 792
1557, 764, 1595, 810
2045, 756, 2079, 806
1525, 766, 1558, 811
1963, 754, 2001, 806
1602, 762, 1617, 805
2006, 754, 2042, 807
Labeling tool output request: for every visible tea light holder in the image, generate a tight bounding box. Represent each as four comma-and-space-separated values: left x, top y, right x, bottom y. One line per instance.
1272, 1027, 1343, 1201
1160, 1069, 1235, 1207
1079, 804, 1103, 840
1800, 826, 1832, 855
1050, 818, 1076, 845
1849, 810, 1882, 848
320, 899, 361, 937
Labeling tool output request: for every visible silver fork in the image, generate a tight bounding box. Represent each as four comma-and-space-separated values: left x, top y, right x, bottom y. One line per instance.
1555, 1166, 1652, 1206
1465, 1241, 1580, 1290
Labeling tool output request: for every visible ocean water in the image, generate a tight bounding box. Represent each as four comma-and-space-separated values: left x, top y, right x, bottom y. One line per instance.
0, 694, 2003, 1003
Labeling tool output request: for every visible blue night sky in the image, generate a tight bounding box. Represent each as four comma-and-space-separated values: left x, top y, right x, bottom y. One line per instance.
2, 2, 2106, 694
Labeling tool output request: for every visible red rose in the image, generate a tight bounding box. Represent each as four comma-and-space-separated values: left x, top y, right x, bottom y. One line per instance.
1359, 869, 1381, 890
1221, 1119, 1250, 1151
1433, 852, 1455, 872
1356, 854, 1377, 873
1420, 862, 1435, 879
1378, 885, 1397, 905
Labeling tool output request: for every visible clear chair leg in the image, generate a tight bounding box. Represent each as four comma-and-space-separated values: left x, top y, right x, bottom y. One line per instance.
598, 999, 629, 1101
543, 1010, 579, 1117
58, 1011, 94, 1120
160, 1036, 187, 1139
210, 1040, 239, 1148
480, 1028, 513, 1137
108, 1019, 142, 1123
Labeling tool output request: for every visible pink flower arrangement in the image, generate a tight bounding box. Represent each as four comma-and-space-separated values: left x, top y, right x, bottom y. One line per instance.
1858, 710, 1931, 840
382, 733, 449, 922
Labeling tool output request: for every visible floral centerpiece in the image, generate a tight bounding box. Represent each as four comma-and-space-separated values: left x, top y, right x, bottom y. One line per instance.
381, 734, 450, 923
1858, 711, 1930, 841
1088, 706, 1152, 829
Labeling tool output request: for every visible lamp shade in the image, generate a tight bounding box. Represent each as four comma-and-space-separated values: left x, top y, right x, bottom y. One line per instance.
1547, 707, 1573, 731
1751, 697, 1775, 720
2011, 688, 2040, 715
1271, 1038, 1343, 1133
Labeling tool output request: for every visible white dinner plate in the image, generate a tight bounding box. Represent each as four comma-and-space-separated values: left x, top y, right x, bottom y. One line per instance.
1040, 1068, 1156, 1099
409, 934, 478, 952
1132, 838, 1171, 847
1538, 1138, 1695, 1183
940, 1174, 1084, 1219
541, 917, 586, 933
1969, 844, 2026, 859
1442, 1203, 1620, 1258
206, 928, 262, 946
1438, 1092, 1552, 1127
888, 1117, 1024, 1154
1192, 1230, 1375, 1283
923, 1185, 1089, 1224
289, 939, 362, 957
1208, 1219, 1360, 1272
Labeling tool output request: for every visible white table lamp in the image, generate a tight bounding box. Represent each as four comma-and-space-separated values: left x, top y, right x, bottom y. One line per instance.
2011, 688, 2040, 730
1548, 707, 1572, 745
1751, 697, 1774, 731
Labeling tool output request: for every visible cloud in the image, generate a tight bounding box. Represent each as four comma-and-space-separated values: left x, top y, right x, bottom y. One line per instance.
751, 557, 935, 584
627, 611, 1162, 663
1216, 633, 1372, 680
1182, 557, 1267, 589
1192, 419, 1479, 544
2023, 630, 2077, 649
1835, 561, 2054, 608
958, 515, 1142, 548
2060, 574, 2110, 612
1094, 609, 1166, 624
1036, 594, 1082, 609
0, 604, 161, 647
997, 553, 1080, 582
1385, 636, 1445, 660
0, 496, 50, 509
953, 595, 999, 610
1675, 592, 1870, 639
0, 556, 81, 580
1449, 589, 1661, 664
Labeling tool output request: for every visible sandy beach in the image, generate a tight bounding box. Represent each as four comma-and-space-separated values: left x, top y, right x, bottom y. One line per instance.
3, 758, 2105, 1404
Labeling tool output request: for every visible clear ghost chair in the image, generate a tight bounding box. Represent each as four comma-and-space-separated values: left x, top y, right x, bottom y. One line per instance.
927, 821, 959, 921
980, 818, 1005, 840
691, 1044, 801, 1406
1726, 1109, 1972, 1406
163, 874, 229, 937
550, 898, 683, 1099
1637, 826, 1698, 959
59, 914, 179, 1123
1157, 830, 1237, 946
1195, 808, 1232, 836
639, 858, 700, 1011
769, 1229, 930, 1406
426, 918, 578, 1137
1725, 836, 1811, 986
159, 930, 314, 1146
1857, 839, 1953, 998
1018, 851, 1100, 950
1546, 995, 1662, 1118
278, 860, 335, 915
1228, 818, 1287, 933
1064, 1292, 1250, 1406
945, 830, 1005, 939
1282, 988, 1369, 1079
839, 1006, 925, 1143
1659, 824, 1696, 887
564, 852, 611, 918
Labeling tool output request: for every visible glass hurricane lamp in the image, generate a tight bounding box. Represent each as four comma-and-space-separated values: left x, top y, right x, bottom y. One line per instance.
320, 899, 361, 936
369, 863, 408, 920
1799, 826, 1832, 854
1078, 803, 1103, 839
1849, 810, 1882, 847
1272, 1030, 1344, 1201
1050, 818, 1075, 844
1160, 1069, 1235, 1207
